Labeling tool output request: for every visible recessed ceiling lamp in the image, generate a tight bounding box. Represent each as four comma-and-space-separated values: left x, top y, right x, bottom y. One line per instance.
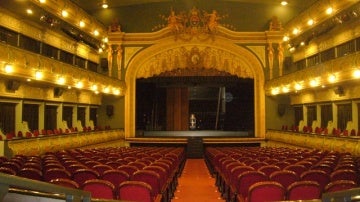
281, 1, 288, 6
102, 0, 109, 9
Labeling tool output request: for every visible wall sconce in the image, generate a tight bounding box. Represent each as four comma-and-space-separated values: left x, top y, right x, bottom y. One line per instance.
4, 64, 14, 73
35, 70, 43, 80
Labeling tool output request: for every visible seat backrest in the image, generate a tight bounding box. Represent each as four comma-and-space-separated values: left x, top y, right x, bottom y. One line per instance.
324, 180, 357, 193
117, 165, 139, 177
237, 170, 268, 199
258, 165, 280, 176
92, 164, 113, 175
118, 181, 153, 202
17, 167, 42, 181
72, 168, 100, 186
269, 170, 299, 188
82, 179, 115, 200
247, 181, 285, 202
101, 170, 129, 189
131, 170, 161, 197
284, 164, 307, 177
330, 169, 358, 183
43, 168, 71, 182
50, 178, 80, 189
287, 181, 321, 200
300, 170, 330, 191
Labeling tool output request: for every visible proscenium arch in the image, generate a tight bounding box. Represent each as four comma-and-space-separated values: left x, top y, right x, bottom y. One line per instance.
125, 38, 265, 138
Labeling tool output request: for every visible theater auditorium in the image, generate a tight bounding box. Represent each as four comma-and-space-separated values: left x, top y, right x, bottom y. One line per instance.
1, 0, 360, 201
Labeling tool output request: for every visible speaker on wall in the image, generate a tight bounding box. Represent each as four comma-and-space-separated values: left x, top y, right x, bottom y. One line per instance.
106, 105, 114, 117
54, 87, 65, 97
6, 80, 20, 91
334, 86, 344, 95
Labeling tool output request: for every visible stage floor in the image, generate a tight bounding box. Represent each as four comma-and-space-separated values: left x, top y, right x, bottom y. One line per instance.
142, 130, 250, 137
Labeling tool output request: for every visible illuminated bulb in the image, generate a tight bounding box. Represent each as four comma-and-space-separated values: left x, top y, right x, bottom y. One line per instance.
35, 71, 43, 80
98, 48, 103, 53
57, 76, 66, 85
113, 88, 120, 95
75, 81, 83, 89
94, 91, 99, 95
300, 41, 305, 46
310, 79, 319, 87
281, 1, 288, 6
61, 10, 68, 17
26, 9, 33, 15
91, 84, 98, 91
294, 83, 303, 91
4, 64, 14, 73
282, 86, 289, 93
102, 3, 108, 9
326, 7, 333, 15
307, 19, 314, 26
328, 74, 336, 83
103, 37, 108, 43
93, 30, 99, 36
289, 47, 296, 52
271, 87, 280, 95
283, 36, 289, 42
292, 28, 299, 35
353, 69, 360, 78
79, 21, 85, 28
27, 78, 31, 82
103, 87, 110, 93
39, 0, 46, 3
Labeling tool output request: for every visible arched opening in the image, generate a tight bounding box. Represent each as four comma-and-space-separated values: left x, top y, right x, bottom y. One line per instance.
125, 37, 265, 138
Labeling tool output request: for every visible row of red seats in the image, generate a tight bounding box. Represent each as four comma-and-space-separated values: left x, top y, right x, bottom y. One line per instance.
205, 147, 359, 202
0, 146, 185, 202
2, 125, 112, 140
281, 125, 360, 136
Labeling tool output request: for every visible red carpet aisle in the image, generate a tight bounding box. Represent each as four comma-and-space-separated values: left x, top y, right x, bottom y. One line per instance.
172, 159, 224, 202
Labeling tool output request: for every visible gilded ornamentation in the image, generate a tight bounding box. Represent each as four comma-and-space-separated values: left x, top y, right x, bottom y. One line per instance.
137, 46, 254, 79
156, 7, 225, 41
267, 42, 274, 79
269, 16, 283, 31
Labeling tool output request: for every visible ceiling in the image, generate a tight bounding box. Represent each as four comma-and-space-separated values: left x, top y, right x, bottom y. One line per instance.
50, 0, 320, 33
68, 0, 318, 32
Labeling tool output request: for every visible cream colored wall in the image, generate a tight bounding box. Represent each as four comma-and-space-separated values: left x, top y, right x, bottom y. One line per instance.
98, 95, 125, 130
265, 95, 294, 130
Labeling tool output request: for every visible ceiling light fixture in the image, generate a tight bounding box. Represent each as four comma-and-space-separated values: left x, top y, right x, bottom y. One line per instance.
281, 1, 288, 6
102, 0, 109, 9
326, 7, 333, 15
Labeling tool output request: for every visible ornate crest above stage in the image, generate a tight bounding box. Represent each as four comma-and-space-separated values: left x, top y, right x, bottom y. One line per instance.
154, 7, 231, 41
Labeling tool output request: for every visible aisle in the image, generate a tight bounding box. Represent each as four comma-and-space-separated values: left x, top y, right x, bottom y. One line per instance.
172, 159, 224, 202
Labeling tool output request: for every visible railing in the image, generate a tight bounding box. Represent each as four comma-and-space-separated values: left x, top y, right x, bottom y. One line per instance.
0, 173, 90, 202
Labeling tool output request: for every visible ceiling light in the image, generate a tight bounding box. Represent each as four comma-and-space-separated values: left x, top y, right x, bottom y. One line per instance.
328, 74, 336, 83
26, 9, 33, 15
310, 79, 319, 87
93, 30, 99, 36
282, 86, 290, 93
271, 87, 280, 95
326, 7, 333, 15
283, 36, 289, 42
307, 19, 314, 26
300, 41, 305, 46
35, 71, 43, 80
292, 28, 300, 35
79, 20, 85, 28
353, 69, 360, 78
61, 10, 68, 17
281, 1, 288, 6
39, 0, 46, 3
102, 3, 108, 9
294, 83, 303, 91
91, 84, 98, 91
75, 81, 83, 89
57, 76, 66, 85
4, 64, 14, 73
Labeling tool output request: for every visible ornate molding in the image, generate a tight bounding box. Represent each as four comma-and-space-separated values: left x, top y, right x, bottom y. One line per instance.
137, 46, 254, 79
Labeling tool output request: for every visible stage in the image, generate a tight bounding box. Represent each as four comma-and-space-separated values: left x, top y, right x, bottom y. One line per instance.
140, 130, 252, 137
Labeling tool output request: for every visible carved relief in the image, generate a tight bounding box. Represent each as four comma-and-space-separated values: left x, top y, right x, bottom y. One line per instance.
137, 46, 254, 79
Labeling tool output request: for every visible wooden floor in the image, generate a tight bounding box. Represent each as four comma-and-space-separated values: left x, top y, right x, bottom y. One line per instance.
172, 159, 224, 202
